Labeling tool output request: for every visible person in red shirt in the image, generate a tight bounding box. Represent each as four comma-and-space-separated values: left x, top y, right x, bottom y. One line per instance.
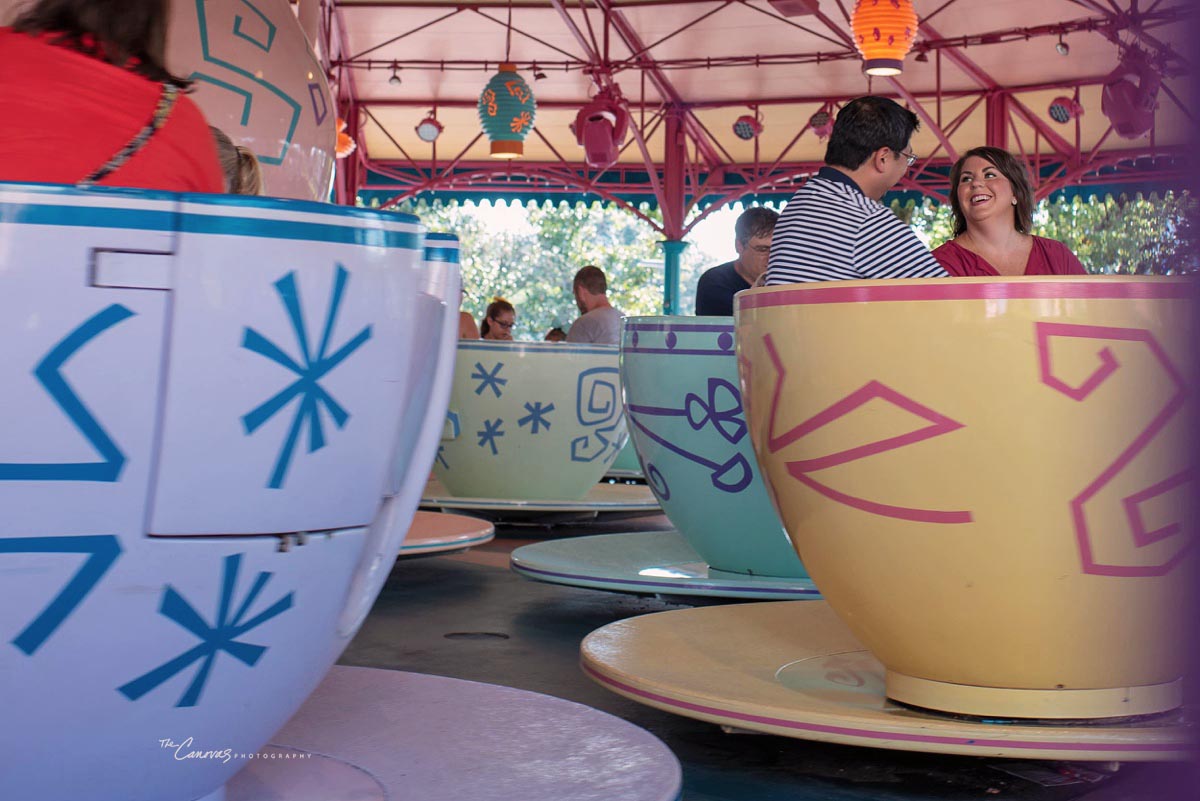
933, 147, 1086, 277
0, 0, 223, 193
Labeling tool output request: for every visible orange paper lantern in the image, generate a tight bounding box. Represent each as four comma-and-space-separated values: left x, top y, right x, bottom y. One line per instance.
335, 117, 356, 158
851, 0, 919, 76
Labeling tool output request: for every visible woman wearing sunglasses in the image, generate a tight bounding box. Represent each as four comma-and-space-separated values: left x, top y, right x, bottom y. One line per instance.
480, 297, 517, 341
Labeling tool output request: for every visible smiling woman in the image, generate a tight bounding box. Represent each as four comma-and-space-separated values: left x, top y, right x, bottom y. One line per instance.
933, 146, 1086, 277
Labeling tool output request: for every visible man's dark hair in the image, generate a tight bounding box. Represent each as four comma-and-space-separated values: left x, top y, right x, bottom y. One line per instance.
824, 96, 920, 170
573, 265, 607, 295
13, 0, 190, 87
734, 207, 779, 245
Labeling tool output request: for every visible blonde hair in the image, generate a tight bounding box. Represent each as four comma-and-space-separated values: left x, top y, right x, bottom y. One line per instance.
210, 126, 264, 196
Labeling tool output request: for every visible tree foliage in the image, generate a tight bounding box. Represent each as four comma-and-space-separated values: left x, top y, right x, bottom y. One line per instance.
388, 199, 712, 340
898, 191, 1197, 275
365, 190, 1194, 338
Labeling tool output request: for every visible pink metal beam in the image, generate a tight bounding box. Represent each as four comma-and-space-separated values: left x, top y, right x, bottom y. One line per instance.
807, 6, 959, 161
362, 108, 424, 174
366, 159, 668, 232
661, 109, 687, 238
622, 108, 668, 211
362, 143, 1187, 200
349, 75, 1138, 111
470, 7, 586, 62
592, 0, 725, 168
346, 8, 465, 62
625, 1, 735, 61
380, 133, 485, 205
1034, 152, 1143, 200
327, 1, 366, 205
920, 22, 1077, 156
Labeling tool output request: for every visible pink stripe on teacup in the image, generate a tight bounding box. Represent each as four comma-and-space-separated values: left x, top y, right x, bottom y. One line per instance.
737, 280, 1194, 310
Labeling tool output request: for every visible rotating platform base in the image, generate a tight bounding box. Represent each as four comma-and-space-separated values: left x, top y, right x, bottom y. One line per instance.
604, 468, 645, 480
511, 530, 820, 600
226, 666, 682, 801
399, 511, 495, 557
580, 602, 1193, 761
421, 479, 660, 520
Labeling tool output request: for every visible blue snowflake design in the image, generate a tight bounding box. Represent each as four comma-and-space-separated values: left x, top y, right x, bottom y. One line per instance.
241, 266, 371, 489
471, 362, 507, 398
477, 418, 505, 455
119, 554, 293, 708
517, 401, 555, 434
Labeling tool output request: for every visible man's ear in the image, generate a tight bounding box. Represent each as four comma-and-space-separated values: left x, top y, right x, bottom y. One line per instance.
733, 238, 746, 256
871, 147, 892, 173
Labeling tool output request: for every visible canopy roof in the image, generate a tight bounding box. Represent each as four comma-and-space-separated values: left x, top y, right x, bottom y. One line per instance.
320, 0, 1194, 233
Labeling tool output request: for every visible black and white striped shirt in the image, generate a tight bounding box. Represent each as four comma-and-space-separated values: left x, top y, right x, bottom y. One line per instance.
765, 167, 947, 284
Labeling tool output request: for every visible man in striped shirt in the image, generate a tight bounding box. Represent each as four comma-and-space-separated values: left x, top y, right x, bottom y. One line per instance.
765, 96, 948, 284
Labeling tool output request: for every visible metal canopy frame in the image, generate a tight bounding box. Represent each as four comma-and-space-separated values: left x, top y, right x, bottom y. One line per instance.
324, 1, 1192, 224
318, 0, 1194, 308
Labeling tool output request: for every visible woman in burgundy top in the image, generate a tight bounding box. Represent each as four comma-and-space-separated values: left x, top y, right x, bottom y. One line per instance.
0, 0, 223, 193
933, 147, 1086, 277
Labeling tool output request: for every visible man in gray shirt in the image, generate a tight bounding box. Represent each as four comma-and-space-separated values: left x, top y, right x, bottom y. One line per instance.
566, 265, 622, 345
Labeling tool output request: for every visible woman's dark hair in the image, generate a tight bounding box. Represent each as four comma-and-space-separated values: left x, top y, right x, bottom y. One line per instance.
825, 96, 920, 171
12, 0, 191, 87
948, 146, 1034, 237
479, 297, 515, 338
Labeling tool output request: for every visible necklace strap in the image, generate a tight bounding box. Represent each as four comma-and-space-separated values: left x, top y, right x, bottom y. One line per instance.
79, 83, 179, 188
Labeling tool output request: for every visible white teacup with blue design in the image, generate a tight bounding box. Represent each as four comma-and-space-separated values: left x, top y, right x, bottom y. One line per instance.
341, 233, 462, 633
0, 182, 440, 801
621, 316, 808, 578
434, 341, 628, 500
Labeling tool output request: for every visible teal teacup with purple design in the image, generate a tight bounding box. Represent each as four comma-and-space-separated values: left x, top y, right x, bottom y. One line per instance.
607, 432, 643, 477
621, 316, 808, 578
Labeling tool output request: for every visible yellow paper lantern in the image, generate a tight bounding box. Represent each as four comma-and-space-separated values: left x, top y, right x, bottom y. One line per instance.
851, 0, 919, 76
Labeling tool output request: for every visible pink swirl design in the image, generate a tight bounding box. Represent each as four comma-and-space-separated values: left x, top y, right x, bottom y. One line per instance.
761, 334, 972, 524
1036, 322, 1193, 577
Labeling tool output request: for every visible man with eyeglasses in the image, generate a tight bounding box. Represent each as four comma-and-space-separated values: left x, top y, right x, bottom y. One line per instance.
695, 206, 778, 316
765, 95, 947, 284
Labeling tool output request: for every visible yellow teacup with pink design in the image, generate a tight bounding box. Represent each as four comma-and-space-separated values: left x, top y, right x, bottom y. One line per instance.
736, 276, 1195, 719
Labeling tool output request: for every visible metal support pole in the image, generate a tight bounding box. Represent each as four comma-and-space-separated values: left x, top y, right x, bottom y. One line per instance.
985, 92, 1009, 150
335, 100, 361, 205
660, 239, 688, 315
659, 108, 688, 314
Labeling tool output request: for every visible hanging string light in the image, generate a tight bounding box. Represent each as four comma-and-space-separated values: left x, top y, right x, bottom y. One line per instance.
478, 0, 537, 158
850, 0, 919, 76
809, 108, 834, 140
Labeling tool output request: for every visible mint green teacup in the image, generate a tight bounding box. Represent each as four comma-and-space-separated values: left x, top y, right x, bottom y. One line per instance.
434, 340, 628, 499
607, 430, 643, 477
621, 316, 808, 578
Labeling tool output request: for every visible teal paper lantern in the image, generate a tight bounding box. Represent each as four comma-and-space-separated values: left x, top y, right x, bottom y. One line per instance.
478, 62, 537, 159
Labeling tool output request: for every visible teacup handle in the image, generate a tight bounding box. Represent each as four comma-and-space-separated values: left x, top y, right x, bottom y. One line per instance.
338, 265, 462, 636
442, 410, 460, 441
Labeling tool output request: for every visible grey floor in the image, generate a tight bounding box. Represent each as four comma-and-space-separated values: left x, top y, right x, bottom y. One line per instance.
340, 509, 1196, 801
